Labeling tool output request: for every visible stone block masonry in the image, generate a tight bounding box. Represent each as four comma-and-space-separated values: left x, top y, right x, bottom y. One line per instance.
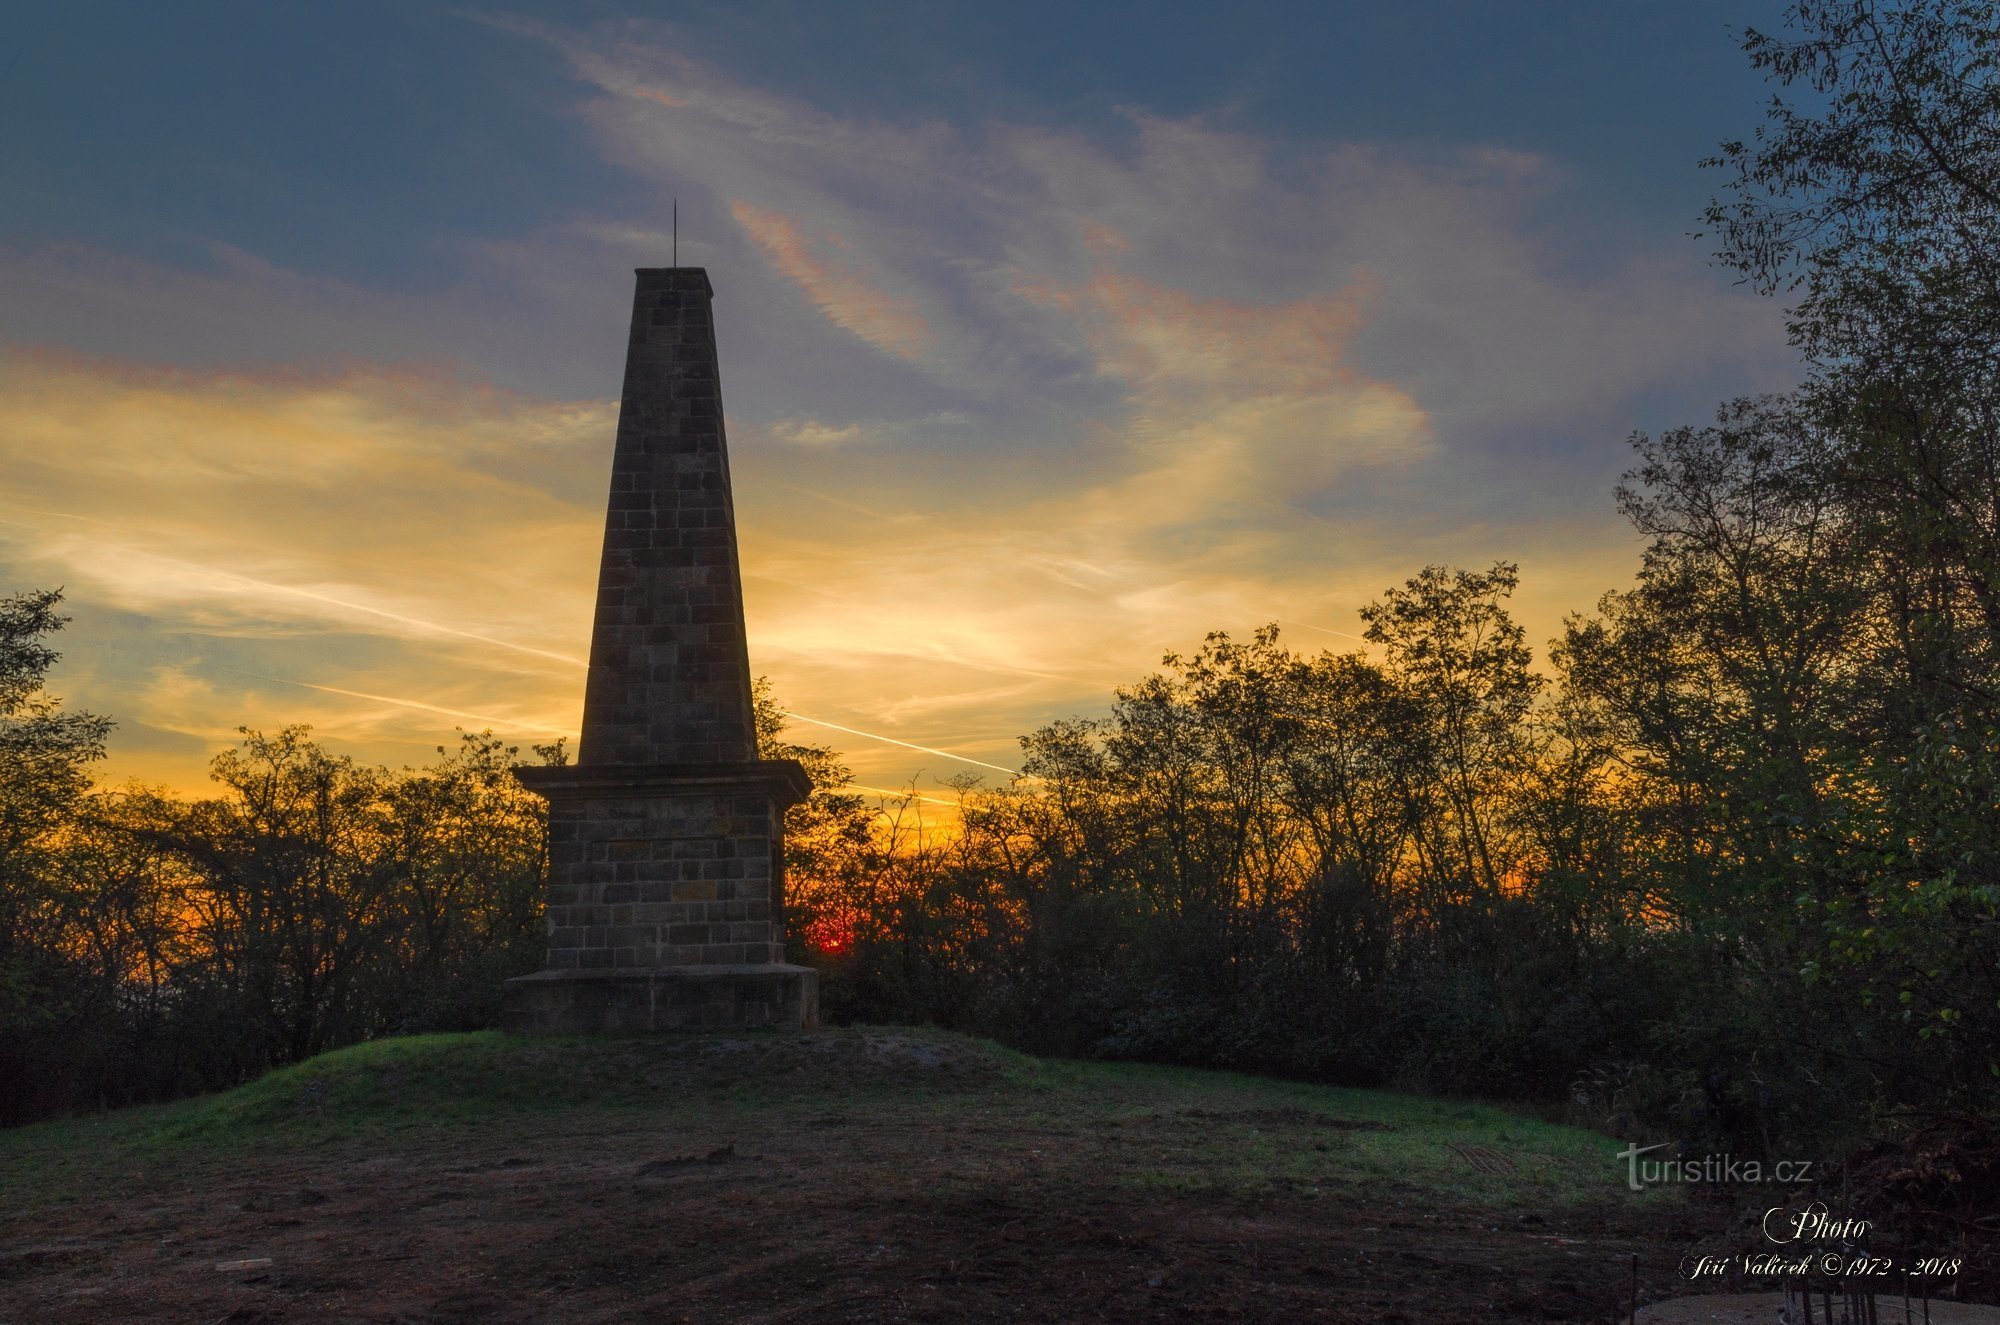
501, 268, 818, 1034
540, 784, 784, 969
579, 268, 759, 770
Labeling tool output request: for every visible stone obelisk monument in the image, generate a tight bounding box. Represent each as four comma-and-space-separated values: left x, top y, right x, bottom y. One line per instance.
503, 268, 817, 1033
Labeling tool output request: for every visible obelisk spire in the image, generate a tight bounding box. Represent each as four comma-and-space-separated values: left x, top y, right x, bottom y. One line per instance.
506, 266, 817, 1034
578, 267, 758, 767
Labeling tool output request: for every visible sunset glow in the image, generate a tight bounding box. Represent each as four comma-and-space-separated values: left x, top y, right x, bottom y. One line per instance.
1, 4, 1795, 797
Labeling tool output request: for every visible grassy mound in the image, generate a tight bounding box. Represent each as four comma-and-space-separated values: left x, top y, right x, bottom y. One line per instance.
2, 1028, 1713, 1323
1, 1026, 1644, 1216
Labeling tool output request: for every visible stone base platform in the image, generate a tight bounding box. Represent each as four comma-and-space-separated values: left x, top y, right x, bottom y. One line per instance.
502, 964, 819, 1034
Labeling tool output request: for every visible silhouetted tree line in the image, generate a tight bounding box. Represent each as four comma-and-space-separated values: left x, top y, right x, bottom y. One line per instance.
787, 531, 1995, 1159
0, 604, 557, 1124
789, 0, 2000, 1169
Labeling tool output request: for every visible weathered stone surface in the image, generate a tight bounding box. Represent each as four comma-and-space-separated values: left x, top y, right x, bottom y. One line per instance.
580, 267, 759, 768
504, 966, 819, 1034
503, 269, 816, 1033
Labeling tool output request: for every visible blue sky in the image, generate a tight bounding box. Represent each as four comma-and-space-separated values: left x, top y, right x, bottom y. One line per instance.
1, 2, 1802, 796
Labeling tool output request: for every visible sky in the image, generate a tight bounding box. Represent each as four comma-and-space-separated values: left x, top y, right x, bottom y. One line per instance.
0, 1, 1805, 801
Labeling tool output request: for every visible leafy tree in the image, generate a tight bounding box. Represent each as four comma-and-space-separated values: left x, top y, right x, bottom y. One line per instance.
1561, 400, 1864, 922
0, 593, 570, 1120
172, 728, 400, 1068
1705, 0, 2000, 376
1707, 2, 2000, 747
1277, 650, 1415, 992
1361, 562, 1540, 909
1703, 1, 2000, 1127
0, 590, 112, 1121
373, 731, 552, 1031
751, 679, 880, 967
0, 590, 110, 872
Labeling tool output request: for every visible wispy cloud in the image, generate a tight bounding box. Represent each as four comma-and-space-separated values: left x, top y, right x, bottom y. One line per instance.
730, 201, 929, 362
0, 346, 605, 784
768, 417, 866, 448
0, 19, 1795, 796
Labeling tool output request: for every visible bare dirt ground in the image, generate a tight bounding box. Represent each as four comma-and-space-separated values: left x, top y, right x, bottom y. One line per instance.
0, 1032, 1980, 1323
1, 1145, 1689, 1323
1636, 1295, 2000, 1323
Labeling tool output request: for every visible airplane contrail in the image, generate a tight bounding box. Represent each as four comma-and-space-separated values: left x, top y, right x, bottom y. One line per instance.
1274, 617, 1375, 647
844, 784, 966, 808
226, 667, 1020, 778
216, 572, 589, 668
7, 508, 1042, 775
1, 507, 589, 668
223, 669, 575, 738
778, 710, 1019, 778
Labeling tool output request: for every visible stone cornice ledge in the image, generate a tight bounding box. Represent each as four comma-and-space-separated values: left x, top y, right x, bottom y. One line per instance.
512, 759, 812, 807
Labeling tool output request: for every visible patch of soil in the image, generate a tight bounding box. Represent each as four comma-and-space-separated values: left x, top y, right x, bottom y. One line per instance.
1449, 1142, 1518, 1175
1180, 1107, 1395, 1132
635, 1144, 739, 1175
1637, 1292, 2000, 1323
0, 1137, 1708, 1319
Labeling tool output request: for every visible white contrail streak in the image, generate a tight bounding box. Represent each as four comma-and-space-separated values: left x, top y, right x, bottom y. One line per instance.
1, 507, 589, 668
225, 670, 575, 737
778, 710, 1019, 777
218, 573, 589, 668
1275, 617, 1375, 647
6, 509, 1043, 777
844, 784, 965, 808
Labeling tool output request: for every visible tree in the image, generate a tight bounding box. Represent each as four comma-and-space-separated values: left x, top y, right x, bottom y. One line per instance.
1702, 2, 2000, 1118
1706, 2, 2000, 730
373, 731, 552, 1031
1705, 0, 2000, 377
0, 590, 111, 870
175, 728, 400, 1068
751, 679, 879, 964
1560, 399, 1864, 924
1360, 562, 1541, 907
0, 589, 115, 1121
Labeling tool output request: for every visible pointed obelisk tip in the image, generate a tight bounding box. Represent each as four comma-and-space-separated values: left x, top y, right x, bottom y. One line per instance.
572, 258, 747, 767
633, 267, 713, 297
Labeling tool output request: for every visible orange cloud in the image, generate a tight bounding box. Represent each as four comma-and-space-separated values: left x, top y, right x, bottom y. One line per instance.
1013, 261, 1427, 516
729, 200, 929, 361
1078, 219, 1132, 254
633, 87, 688, 108
1045, 268, 1379, 394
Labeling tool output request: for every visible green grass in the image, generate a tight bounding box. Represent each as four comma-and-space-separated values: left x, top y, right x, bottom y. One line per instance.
997, 1057, 1644, 1209
0, 1026, 1662, 1217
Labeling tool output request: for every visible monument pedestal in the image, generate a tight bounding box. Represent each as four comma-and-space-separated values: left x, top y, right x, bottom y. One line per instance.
502, 964, 818, 1034
505, 760, 817, 1034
